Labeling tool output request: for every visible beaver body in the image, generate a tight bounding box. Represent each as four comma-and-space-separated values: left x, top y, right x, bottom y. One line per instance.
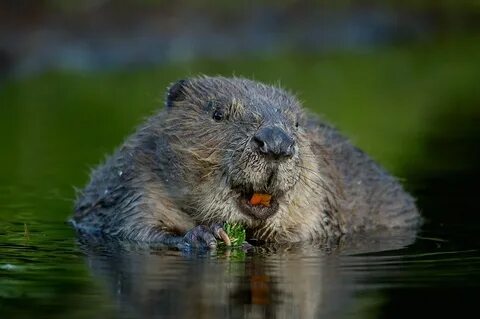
72, 76, 420, 247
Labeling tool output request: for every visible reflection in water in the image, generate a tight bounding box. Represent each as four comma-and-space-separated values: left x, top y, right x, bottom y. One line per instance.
78, 229, 418, 319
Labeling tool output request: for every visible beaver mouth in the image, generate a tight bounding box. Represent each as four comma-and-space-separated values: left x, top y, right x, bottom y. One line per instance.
234, 188, 281, 220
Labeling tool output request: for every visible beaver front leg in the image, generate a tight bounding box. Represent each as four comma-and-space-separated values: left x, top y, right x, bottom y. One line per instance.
147, 224, 231, 249
73, 211, 231, 250
73, 157, 232, 248
180, 224, 231, 249
73, 190, 231, 249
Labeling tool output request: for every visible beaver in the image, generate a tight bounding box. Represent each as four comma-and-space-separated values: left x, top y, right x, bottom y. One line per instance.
72, 76, 421, 248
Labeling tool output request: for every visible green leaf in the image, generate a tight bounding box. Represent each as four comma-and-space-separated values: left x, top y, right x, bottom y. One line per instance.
221, 222, 246, 247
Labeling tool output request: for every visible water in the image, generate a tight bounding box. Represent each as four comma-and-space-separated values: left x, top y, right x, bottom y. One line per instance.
1, 211, 479, 319
1, 45, 480, 318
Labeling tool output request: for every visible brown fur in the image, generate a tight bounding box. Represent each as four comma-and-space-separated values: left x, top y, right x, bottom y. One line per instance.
72, 76, 421, 244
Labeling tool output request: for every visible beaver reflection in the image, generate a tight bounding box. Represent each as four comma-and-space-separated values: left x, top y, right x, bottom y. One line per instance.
78, 229, 417, 319
80, 246, 333, 318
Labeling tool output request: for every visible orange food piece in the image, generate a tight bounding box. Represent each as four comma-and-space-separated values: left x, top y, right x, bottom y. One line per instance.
250, 193, 272, 207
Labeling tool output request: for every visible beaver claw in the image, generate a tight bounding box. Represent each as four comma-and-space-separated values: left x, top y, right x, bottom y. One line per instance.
181, 224, 231, 249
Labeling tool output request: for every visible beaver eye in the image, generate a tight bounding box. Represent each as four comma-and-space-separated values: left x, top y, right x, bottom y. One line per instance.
295, 121, 299, 128
212, 110, 224, 121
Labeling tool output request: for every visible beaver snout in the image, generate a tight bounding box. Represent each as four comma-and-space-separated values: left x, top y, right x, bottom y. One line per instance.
252, 126, 295, 160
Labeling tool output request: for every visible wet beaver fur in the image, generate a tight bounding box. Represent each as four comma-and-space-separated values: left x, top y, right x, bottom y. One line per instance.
72, 76, 421, 247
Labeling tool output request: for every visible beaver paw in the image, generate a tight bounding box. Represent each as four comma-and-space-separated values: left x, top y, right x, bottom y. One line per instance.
181, 224, 231, 249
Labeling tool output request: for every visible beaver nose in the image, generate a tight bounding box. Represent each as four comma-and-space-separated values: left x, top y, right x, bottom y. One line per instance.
253, 127, 295, 159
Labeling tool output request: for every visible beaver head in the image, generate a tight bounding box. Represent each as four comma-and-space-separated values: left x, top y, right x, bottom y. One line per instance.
160, 76, 339, 241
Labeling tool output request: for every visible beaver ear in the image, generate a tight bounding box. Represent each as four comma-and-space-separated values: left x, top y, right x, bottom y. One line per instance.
166, 79, 189, 108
